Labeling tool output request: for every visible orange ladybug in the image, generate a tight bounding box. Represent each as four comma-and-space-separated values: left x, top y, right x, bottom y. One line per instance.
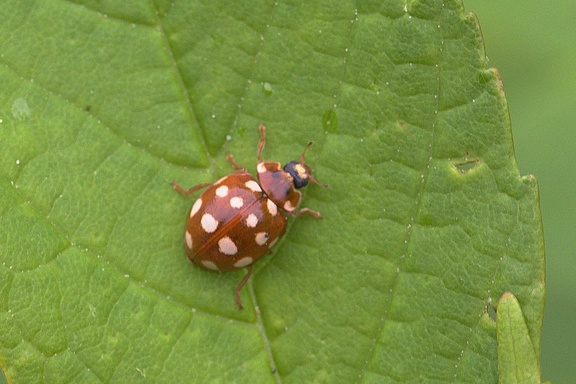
173, 123, 326, 308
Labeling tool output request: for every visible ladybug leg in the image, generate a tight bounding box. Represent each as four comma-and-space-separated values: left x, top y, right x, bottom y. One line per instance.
234, 264, 253, 309
291, 207, 322, 219
172, 181, 211, 196
226, 153, 246, 171
257, 122, 267, 162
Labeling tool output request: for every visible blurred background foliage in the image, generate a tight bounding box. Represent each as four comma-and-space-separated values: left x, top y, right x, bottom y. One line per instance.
466, 1, 576, 382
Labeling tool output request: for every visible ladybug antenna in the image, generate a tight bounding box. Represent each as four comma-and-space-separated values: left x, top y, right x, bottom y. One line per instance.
299, 142, 328, 188
308, 174, 328, 188
299, 142, 313, 165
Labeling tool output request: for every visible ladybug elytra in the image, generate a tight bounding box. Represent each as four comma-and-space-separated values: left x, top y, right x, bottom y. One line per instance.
173, 123, 326, 309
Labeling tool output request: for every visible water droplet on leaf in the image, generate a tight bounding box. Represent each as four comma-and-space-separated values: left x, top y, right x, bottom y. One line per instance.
262, 82, 273, 95
322, 109, 338, 133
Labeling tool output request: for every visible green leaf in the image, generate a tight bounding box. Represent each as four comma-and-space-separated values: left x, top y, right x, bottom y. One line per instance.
0, 0, 545, 383
496, 292, 541, 384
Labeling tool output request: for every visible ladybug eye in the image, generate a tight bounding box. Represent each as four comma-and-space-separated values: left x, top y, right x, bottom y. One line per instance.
283, 161, 310, 189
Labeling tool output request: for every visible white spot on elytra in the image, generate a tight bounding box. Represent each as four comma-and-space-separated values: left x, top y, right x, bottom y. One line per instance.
245, 180, 262, 192
218, 236, 238, 255
267, 199, 278, 216
201, 213, 218, 233
215, 185, 229, 197
201, 260, 219, 271
185, 231, 193, 249
190, 198, 203, 217
284, 200, 295, 212
255, 232, 269, 245
246, 213, 258, 228
234, 257, 253, 268
230, 196, 244, 208
257, 162, 266, 173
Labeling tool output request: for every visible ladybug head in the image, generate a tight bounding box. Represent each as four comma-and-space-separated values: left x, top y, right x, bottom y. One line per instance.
283, 161, 312, 189
283, 142, 328, 190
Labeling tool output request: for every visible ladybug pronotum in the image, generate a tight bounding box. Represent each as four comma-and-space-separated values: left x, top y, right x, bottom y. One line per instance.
173, 123, 326, 309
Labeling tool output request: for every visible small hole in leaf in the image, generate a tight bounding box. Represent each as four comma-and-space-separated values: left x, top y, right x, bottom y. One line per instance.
453, 158, 481, 174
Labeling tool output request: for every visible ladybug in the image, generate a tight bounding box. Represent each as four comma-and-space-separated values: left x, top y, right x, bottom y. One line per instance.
172, 123, 326, 309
